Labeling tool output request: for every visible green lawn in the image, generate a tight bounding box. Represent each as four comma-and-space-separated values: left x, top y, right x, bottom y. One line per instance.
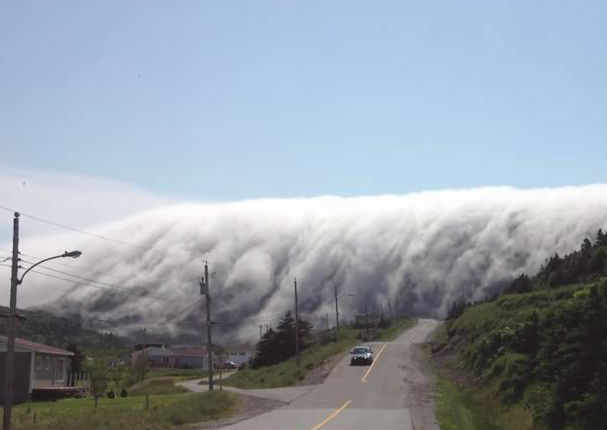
5, 391, 237, 430
225, 317, 416, 389
145, 368, 209, 381
129, 377, 188, 396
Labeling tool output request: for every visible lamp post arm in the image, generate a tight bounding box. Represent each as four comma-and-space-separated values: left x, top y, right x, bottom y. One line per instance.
18, 252, 74, 284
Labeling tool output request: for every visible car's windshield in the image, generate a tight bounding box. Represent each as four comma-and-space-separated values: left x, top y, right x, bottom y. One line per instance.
353, 347, 369, 354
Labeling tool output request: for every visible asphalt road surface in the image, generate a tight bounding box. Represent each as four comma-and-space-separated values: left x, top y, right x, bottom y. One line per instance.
219, 318, 440, 430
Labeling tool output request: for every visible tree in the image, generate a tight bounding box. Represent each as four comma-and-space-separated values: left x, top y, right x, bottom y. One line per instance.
87, 357, 109, 409
581, 238, 592, 253
251, 328, 279, 368
251, 311, 313, 368
505, 274, 532, 294
65, 342, 86, 373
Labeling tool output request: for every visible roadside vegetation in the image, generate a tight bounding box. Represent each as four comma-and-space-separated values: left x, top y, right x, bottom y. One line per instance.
129, 377, 187, 396
5, 391, 237, 430
225, 312, 415, 389
433, 230, 607, 430
146, 368, 209, 381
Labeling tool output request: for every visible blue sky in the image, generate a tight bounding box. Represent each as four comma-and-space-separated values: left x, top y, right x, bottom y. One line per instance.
1, 1, 605, 200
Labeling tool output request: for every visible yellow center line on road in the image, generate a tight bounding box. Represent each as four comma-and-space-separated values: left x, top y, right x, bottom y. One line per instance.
360, 343, 387, 383
308, 400, 352, 430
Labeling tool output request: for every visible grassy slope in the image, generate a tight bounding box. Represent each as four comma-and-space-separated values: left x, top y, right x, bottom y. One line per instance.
5, 391, 237, 430
433, 279, 606, 430
225, 317, 416, 389
146, 368, 210, 381
129, 377, 188, 396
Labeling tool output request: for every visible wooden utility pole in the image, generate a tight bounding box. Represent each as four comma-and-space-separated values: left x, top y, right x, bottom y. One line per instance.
294, 278, 300, 368
200, 262, 214, 391
365, 304, 370, 339
259, 324, 262, 339
142, 327, 147, 381
3, 212, 19, 430
334, 284, 340, 339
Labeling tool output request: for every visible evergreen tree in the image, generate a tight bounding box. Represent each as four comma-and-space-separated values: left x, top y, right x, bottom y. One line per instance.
65, 342, 86, 373
251, 311, 313, 368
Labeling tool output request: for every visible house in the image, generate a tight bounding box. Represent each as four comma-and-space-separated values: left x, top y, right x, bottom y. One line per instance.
132, 346, 175, 368
131, 344, 213, 370
170, 345, 210, 369
223, 344, 255, 366
0, 336, 74, 404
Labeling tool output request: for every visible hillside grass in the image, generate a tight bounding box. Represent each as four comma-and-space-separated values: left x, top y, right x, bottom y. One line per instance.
433, 279, 606, 430
129, 377, 187, 396
5, 391, 238, 430
225, 317, 416, 389
146, 368, 209, 381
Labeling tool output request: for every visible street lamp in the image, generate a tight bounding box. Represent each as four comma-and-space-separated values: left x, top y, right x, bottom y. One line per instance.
16, 250, 82, 285
3, 212, 82, 430
333, 285, 354, 340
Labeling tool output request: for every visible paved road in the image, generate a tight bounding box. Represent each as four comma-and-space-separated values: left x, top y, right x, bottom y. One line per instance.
219, 318, 440, 430
178, 377, 315, 403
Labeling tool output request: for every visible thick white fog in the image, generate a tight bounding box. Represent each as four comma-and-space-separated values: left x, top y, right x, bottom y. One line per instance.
8, 185, 606, 341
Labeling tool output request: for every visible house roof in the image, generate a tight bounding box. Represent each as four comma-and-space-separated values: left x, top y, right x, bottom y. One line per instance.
0, 336, 74, 356
143, 346, 176, 357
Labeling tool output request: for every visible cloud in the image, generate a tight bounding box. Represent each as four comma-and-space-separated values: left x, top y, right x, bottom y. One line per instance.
0, 163, 176, 242
2, 181, 605, 342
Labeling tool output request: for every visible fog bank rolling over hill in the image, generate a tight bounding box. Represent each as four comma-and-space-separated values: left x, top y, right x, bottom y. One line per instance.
13, 185, 606, 341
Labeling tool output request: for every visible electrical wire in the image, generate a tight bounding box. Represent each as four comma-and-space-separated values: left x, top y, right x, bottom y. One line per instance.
19, 257, 181, 299
0, 263, 180, 300
0, 203, 150, 250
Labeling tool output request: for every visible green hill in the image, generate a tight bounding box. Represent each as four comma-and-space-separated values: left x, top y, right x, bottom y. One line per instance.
0, 307, 130, 356
433, 230, 607, 430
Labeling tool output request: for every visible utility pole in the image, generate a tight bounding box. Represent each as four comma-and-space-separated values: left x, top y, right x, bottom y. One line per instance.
294, 278, 300, 368
200, 261, 213, 391
142, 327, 147, 381
326, 313, 329, 332
259, 324, 262, 339
365, 304, 370, 339
334, 284, 340, 340
3, 212, 19, 430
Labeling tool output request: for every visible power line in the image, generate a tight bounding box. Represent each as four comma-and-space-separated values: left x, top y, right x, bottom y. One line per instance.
0, 204, 150, 250
19, 258, 180, 300
0, 264, 179, 301
4, 248, 124, 280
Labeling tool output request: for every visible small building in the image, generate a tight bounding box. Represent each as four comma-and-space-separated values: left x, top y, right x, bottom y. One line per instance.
171, 346, 210, 369
223, 344, 255, 366
0, 336, 74, 404
131, 344, 213, 370
136, 346, 176, 368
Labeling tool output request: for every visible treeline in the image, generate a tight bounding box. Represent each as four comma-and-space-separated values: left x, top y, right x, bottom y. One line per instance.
504, 228, 607, 294
447, 229, 607, 319
437, 229, 607, 429
0, 307, 129, 355
251, 310, 312, 368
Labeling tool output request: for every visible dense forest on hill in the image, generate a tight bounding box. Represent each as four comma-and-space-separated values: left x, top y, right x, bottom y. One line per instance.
0, 307, 129, 356
436, 230, 607, 430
